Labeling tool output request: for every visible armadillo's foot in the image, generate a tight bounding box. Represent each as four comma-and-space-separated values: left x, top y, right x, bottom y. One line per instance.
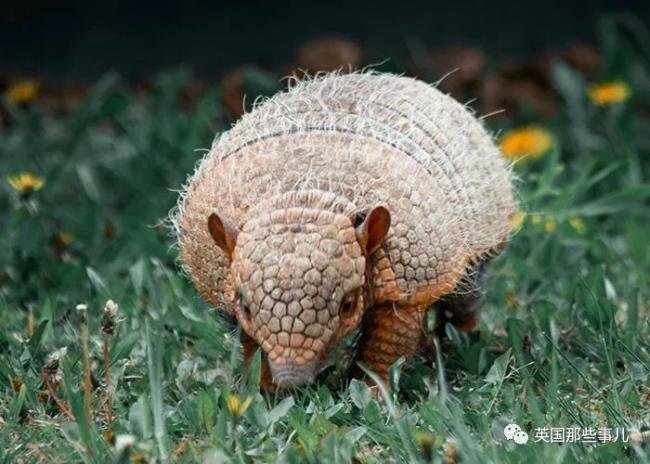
435, 300, 480, 335
351, 303, 428, 390
435, 261, 487, 336
240, 332, 276, 393
259, 366, 276, 394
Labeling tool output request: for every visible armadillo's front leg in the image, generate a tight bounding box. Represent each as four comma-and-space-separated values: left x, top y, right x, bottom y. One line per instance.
240, 332, 276, 393
351, 303, 428, 389
435, 261, 487, 336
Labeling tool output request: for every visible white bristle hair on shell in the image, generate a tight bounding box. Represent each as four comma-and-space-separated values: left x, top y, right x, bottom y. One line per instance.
173, 70, 516, 314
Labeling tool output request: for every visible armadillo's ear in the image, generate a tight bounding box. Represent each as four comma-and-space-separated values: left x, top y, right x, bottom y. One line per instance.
355, 206, 391, 255
207, 212, 240, 258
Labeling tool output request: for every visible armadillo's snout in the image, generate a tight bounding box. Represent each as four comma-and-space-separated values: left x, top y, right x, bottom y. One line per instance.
269, 361, 317, 388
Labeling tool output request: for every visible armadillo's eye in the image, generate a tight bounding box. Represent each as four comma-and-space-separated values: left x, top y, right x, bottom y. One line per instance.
340, 291, 358, 317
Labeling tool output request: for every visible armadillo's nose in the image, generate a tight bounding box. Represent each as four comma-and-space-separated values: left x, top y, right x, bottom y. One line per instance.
268, 361, 317, 388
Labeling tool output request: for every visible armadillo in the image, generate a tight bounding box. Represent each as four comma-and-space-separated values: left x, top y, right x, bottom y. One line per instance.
174, 72, 515, 391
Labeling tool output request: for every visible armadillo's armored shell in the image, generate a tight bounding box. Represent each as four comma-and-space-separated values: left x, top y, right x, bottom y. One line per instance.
176, 72, 515, 314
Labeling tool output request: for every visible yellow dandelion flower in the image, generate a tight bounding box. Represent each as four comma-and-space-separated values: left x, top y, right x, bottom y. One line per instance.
415, 431, 436, 458
587, 81, 630, 106
415, 431, 434, 448
11, 376, 22, 393
510, 212, 526, 231
57, 232, 73, 246
530, 214, 542, 225
226, 394, 252, 417
104, 430, 115, 444
4, 80, 39, 104
569, 217, 586, 234
499, 126, 553, 162
36, 390, 49, 403
505, 290, 520, 309
7, 172, 45, 194
544, 220, 557, 234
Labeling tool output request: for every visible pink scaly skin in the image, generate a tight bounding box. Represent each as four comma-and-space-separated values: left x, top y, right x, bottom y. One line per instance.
203, 198, 487, 392
175, 72, 515, 392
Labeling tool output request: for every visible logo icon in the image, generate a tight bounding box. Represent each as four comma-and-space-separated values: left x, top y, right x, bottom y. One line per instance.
504, 424, 529, 445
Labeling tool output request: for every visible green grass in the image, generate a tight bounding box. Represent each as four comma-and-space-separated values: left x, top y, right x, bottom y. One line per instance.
1, 17, 650, 463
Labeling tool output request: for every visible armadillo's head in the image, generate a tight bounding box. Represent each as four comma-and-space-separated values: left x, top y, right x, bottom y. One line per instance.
207, 205, 390, 389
